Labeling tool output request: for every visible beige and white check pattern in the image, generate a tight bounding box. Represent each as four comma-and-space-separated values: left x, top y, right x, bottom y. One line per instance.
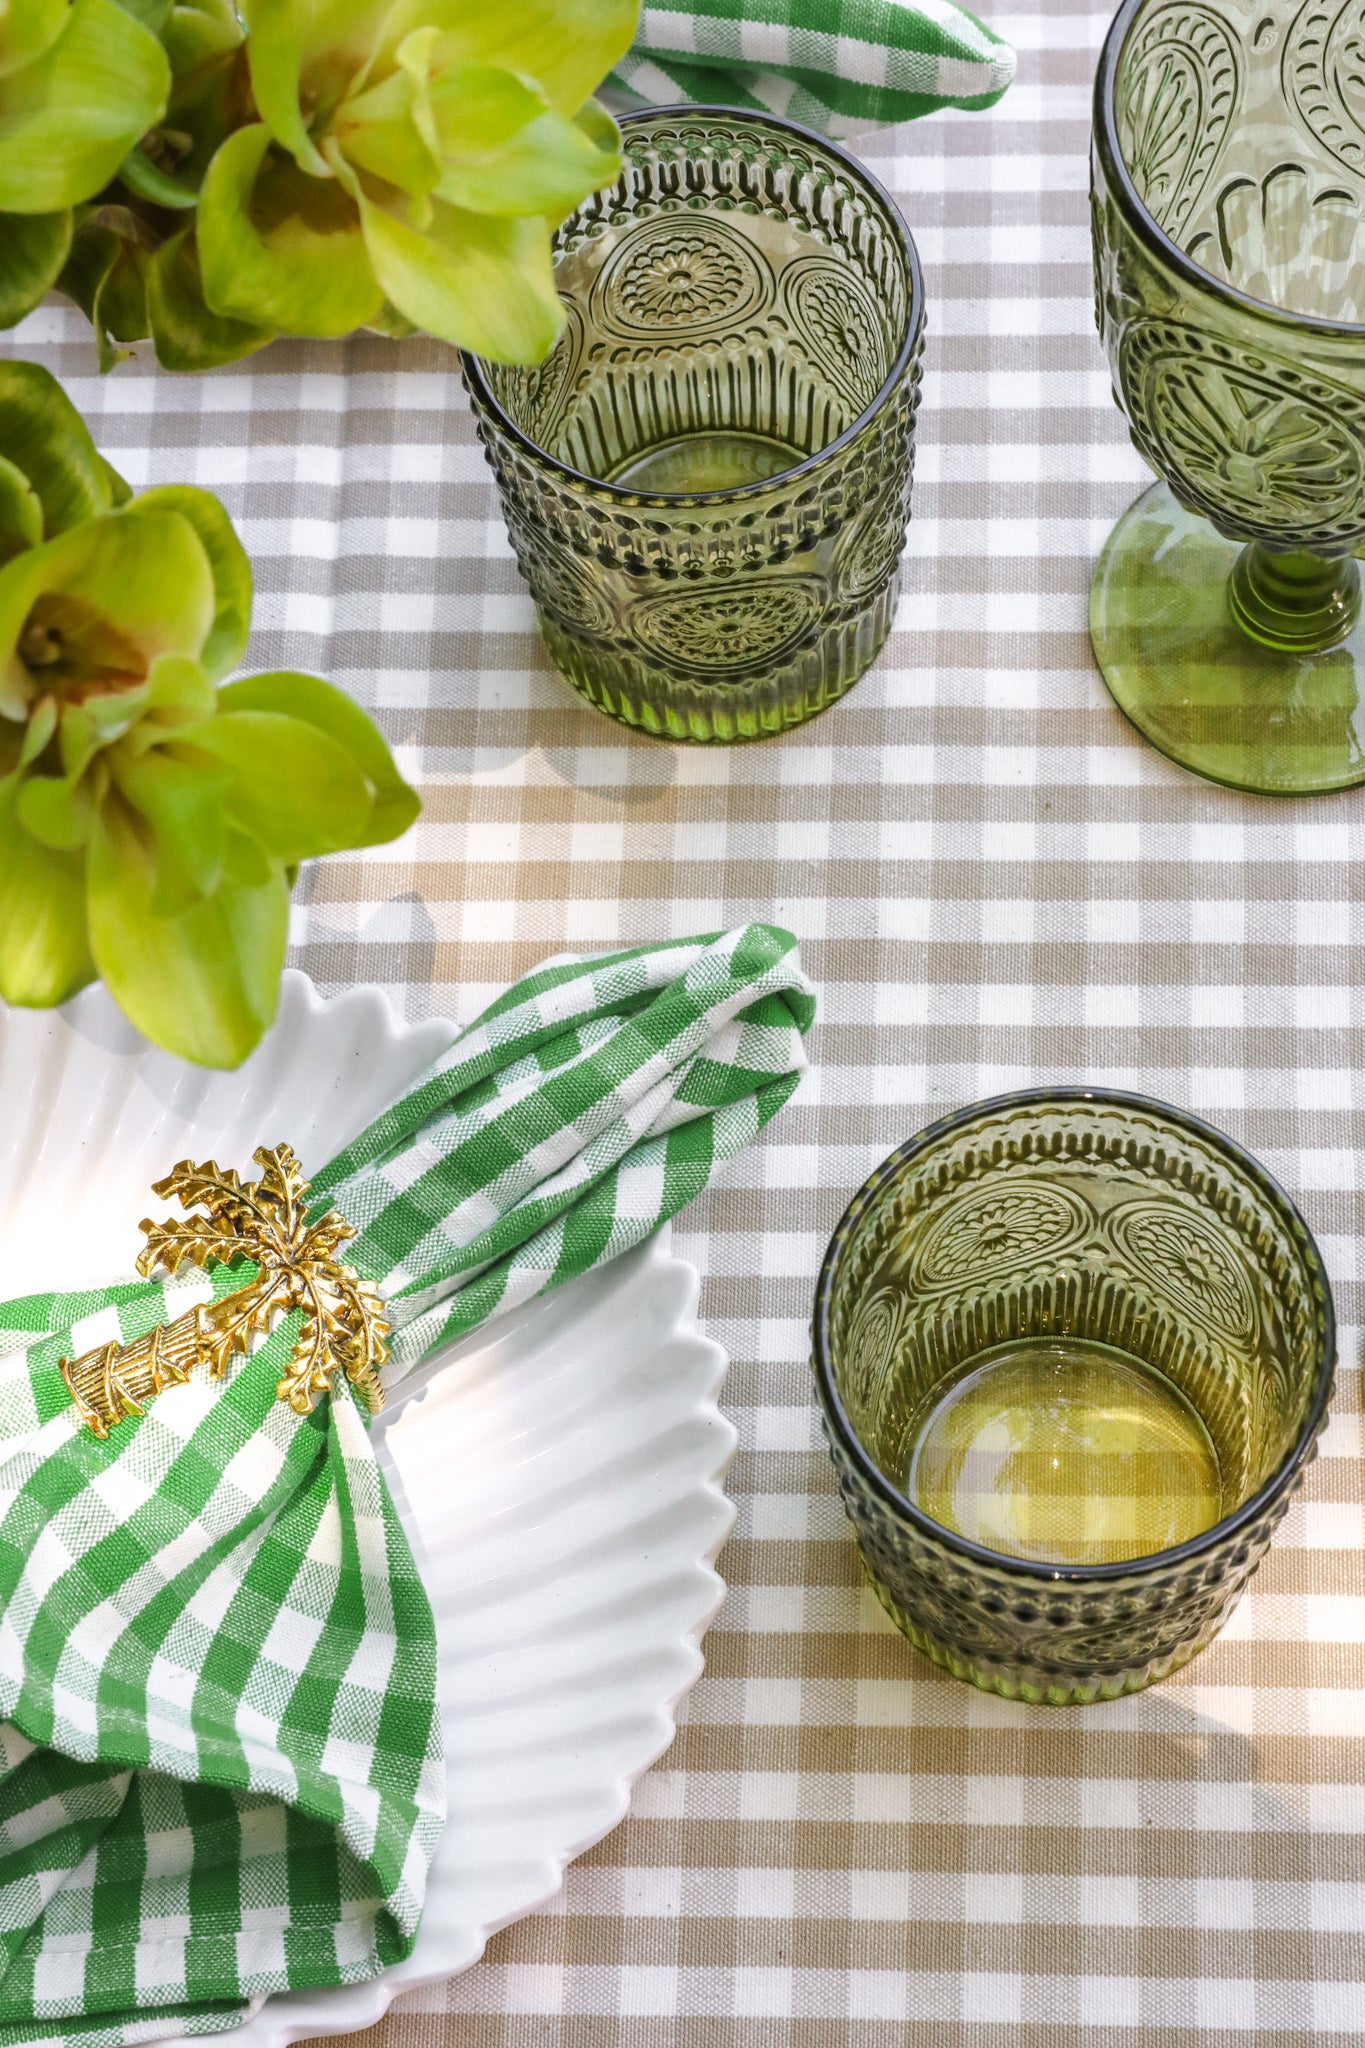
4, 1, 1365, 2038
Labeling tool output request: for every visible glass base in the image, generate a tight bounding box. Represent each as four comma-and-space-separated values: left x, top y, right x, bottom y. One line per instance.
861, 1558, 1220, 1707
1090, 480, 1365, 795
906, 1338, 1222, 1568
538, 568, 899, 743
607, 430, 805, 493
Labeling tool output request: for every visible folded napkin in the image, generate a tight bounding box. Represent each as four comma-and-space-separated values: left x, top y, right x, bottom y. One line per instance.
608, 0, 1016, 135
0, 925, 814, 2045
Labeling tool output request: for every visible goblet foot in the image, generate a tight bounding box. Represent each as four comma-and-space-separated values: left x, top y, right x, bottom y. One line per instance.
1090, 482, 1365, 796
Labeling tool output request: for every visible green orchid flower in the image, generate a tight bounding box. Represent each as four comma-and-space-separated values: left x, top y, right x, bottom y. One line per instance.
0, 361, 419, 1066
0, 0, 637, 370
195, 0, 635, 360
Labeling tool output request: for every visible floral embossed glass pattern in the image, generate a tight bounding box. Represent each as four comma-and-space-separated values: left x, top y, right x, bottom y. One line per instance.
463, 108, 924, 743
1090, 0, 1365, 792
812, 1093, 1335, 1705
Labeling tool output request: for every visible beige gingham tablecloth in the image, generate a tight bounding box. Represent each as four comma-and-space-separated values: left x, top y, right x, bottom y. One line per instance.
6, 0, 1365, 2038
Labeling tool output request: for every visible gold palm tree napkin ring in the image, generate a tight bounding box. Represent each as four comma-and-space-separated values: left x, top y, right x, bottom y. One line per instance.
59, 1145, 389, 1439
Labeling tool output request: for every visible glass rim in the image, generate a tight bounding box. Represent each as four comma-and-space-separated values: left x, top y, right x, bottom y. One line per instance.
1094, 0, 1365, 342
811, 1085, 1337, 1585
460, 101, 926, 505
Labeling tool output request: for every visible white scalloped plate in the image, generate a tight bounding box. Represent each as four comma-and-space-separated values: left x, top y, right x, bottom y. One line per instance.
0, 972, 736, 2045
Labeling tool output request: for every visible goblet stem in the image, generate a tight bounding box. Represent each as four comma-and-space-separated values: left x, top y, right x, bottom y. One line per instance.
1089, 481, 1365, 795
1227, 544, 1362, 656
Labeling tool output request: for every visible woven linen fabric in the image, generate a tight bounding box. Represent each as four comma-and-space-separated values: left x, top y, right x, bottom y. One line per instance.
0, 929, 812, 2045
7, 0, 1365, 2033
608, 0, 1016, 134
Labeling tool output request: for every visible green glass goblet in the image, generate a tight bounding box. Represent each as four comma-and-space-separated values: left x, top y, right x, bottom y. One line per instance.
812, 1092, 1335, 1705
463, 107, 924, 744
1091, 0, 1365, 793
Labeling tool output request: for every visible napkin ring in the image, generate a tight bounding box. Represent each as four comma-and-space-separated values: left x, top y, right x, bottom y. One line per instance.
60, 1144, 388, 1439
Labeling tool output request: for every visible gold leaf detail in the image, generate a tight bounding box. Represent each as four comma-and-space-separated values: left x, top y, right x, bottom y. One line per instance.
61, 1143, 386, 1436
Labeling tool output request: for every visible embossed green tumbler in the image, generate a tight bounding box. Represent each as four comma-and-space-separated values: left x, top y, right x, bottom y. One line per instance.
1091, 0, 1365, 793
813, 1093, 1335, 1704
464, 108, 924, 742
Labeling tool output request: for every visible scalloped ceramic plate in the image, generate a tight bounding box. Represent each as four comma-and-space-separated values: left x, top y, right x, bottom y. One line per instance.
0, 972, 736, 2046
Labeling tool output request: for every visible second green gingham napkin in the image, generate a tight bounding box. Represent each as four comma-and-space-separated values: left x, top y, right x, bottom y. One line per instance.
609, 0, 1016, 134
0, 924, 814, 2044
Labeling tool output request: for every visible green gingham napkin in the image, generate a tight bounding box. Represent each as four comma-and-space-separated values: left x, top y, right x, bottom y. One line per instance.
0, 924, 814, 2045
609, 0, 1016, 134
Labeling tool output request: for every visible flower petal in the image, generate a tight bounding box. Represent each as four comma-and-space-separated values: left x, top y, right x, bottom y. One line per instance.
112, 740, 229, 911
143, 649, 218, 727
162, 0, 244, 75
435, 99, 618, 219
57, 215, 150, 373
16, 769, 94, 850
195, 707, 378, 859
199, 121, 383, 336
332, 64, 438, 196
242, 0, 386, 175
0, 453, 44, 567
0, 777, 94, 1005
0, 207, 71, 327
121, 485, 251, 680
397, 41, 545, 158
0, 0, 73, 79
115, 0, 175, 39
0, 359, 121, 535
217, 669, 419, 843
358, 190, 561, 361
372, 0, 636, 117
89, 793, 288, 1067
0, 0, 170, 212
145, 224, 274, 371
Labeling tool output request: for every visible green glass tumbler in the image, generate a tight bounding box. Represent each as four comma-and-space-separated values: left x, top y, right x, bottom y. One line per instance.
1091, 0, 1365, 793
813, 1092, 1335, 1705
463, 107, 924, 743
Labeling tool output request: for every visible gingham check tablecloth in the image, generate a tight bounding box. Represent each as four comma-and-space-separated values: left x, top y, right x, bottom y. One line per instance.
5, 0, 1365, 2038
